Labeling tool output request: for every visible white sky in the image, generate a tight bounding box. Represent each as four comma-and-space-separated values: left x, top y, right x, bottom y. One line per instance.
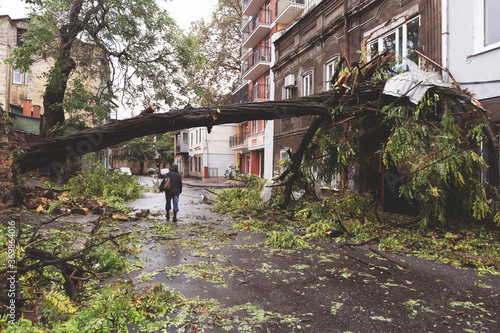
0, 0, 217, 31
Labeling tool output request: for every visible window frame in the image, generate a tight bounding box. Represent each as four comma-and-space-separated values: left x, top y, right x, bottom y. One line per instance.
251, 120, 258, 135
474, 0, 500, 53
302, 71, 313, 97
367, 16, 420, 65
325, 58, 338, 91
13, 68, 22, 84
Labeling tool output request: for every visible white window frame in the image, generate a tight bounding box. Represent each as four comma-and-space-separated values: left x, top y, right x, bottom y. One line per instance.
302, 71, 313, 97
367, 16, 420, 65
474, 0, 500, 53
13, 68, 22, 84
24, 71, 29, 85
325, 58, 338, 91
251, 120, 258, 135
283, 87, 292, 100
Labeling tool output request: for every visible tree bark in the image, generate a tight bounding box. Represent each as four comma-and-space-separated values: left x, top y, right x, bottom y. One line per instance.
17, 93, 335, 173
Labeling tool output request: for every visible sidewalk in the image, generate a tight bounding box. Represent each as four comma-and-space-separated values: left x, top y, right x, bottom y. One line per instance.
183, 178, 244, 188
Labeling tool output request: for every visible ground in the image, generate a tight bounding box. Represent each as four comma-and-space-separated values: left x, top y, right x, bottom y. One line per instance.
118, 177, 500, 332
2, 176, 499, 332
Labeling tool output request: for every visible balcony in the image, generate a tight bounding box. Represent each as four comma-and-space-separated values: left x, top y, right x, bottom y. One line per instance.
275, 0, 306, 25
242, 0, 267, 16
242, 46, 271, 81
229, 131, 248, 148
248, 84, 270, 102
242, 8, 271, 48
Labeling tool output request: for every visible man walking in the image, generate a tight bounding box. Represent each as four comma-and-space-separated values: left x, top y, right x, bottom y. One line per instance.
164, 164, 182, 222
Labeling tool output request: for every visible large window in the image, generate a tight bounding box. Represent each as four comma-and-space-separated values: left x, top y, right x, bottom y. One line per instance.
368, 17, 419, 64
283, 87, 292, 100
302, 72, 313, 96
325, 58, 338, 91
484, 0, 500, 47
475, 0, 500, 52
251, 120, 258, 135
13, 68, 22, 84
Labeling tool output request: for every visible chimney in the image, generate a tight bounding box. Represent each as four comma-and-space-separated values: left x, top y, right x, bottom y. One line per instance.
23, 99, 32, 117
33, 105, 41, 118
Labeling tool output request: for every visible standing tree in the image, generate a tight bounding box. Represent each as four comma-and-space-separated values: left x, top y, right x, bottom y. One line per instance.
118, 133, 174, 174
7, 0, 200, 138
185, 0, 242, 107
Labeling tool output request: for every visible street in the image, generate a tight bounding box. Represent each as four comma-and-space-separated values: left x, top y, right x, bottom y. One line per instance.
111, 177, 500, 332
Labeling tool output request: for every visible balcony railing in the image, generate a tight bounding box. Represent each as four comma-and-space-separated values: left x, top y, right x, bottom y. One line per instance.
242, 8, 271, 46
242, 45, 270, 76
248, 84, 270, 102
229, 131, 248, 148
275, 0, 306, 25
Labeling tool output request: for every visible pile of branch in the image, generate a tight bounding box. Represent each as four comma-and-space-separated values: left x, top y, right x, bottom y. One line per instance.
0, 214, 129, 305
274, 50, 495, 208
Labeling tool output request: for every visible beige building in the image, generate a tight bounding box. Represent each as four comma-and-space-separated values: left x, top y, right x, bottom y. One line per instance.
0, 15, 51, 121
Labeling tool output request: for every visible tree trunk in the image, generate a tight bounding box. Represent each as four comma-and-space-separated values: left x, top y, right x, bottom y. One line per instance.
17, 93, 335, 173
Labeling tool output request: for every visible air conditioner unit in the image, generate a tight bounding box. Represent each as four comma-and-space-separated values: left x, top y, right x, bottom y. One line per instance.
284, 74, 296, 88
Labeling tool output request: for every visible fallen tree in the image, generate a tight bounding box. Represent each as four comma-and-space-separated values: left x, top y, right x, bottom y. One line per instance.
13, 51, 500, 225
16, 94, 331, 173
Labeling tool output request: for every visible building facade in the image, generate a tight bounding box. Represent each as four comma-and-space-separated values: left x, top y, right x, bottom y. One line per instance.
271, 0, 442, 211
445, 0, 500, 185
179, 125, 238, 181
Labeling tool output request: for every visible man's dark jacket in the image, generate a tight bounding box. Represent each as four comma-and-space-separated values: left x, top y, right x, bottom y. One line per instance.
164, 165, 182, 195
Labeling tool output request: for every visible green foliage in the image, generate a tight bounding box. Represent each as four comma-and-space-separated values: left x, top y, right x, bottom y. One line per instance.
7, 0, 201, 135
266, 229, 310, 249
212, 174, 265, 214
42, 290, 77, 325
381, 93, 495, 226
185, 0, 242, 107
118, 133, 174, 168
66, 160, 142, 207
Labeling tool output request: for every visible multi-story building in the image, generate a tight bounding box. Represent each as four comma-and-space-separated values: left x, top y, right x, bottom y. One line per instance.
1, 15, 50, 143
272, 0, 442, 211
174, 129, 189, 177
231, 0, 323, 179
1, 14, 112, 169
445, 0, 500, 186
184, 125, 238, 181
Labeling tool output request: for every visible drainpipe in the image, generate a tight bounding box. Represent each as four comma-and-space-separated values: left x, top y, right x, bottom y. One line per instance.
344, 0, 349, 63
441, 0, 449, 82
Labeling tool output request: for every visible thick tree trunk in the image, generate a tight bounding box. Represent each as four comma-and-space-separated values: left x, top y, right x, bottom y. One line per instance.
17, 93, 335, 173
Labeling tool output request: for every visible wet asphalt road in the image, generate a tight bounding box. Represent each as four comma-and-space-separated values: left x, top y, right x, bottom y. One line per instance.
118, 176, 500, 332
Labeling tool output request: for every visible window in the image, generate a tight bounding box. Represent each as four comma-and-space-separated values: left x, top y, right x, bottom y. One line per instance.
16, 28, 27, 46
368, 17, 419, 65
182, 132, 188, 144
265, 74, 270, 100
475, 0, 500, 52
325, 58, 337, 90
24, 71, 29, 85
484, 0, 500, 47
190, 132, 193, 145
302, 72, 313, 96
251, 120, 258, 135
13, 68, 22, 84
284, 87, 292, 100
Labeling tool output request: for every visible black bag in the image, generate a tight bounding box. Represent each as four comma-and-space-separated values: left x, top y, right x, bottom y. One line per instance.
159, 176, 171, 192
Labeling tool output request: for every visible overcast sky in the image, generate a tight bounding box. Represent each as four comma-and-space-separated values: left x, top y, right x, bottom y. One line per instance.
0, 0, 217, 31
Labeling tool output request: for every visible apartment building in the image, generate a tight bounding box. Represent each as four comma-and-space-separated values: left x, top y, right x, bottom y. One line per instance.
231, 0, 324, 179
445, 0, 500, 185
0, 15, 51, 142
